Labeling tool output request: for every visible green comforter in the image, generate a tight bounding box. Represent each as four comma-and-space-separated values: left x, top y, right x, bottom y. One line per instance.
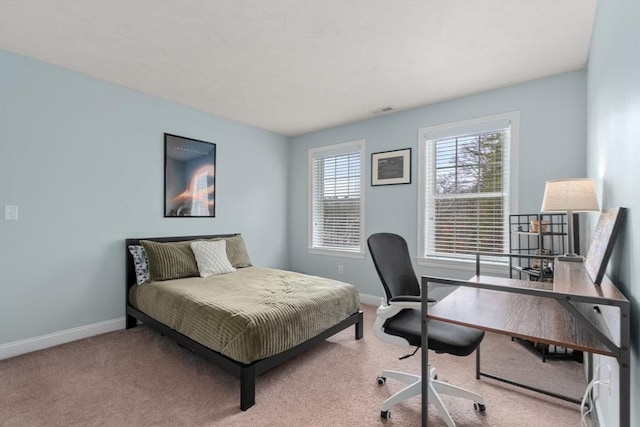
129, 267, 360, 364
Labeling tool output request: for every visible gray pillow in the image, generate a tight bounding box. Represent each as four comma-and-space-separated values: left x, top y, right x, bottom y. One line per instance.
140, 240, 199, 281
208, 235, 252, 268
222, 235, 252, 268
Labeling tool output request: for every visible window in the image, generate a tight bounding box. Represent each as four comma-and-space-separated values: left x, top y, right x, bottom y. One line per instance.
418, 113, 519, 266
309, 140, 365, 257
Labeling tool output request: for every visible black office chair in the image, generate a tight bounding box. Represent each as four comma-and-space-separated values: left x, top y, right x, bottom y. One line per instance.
368, 233, 486, 426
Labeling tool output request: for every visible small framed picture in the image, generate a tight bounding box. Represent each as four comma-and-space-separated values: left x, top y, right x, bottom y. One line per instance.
371, 148, 411, 186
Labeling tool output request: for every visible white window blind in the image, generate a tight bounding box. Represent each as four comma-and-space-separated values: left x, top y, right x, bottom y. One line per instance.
309, 140, 365, 254
423, 123, 511, 260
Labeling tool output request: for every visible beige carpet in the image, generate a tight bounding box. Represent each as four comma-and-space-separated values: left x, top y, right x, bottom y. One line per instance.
0, 304, 588, 426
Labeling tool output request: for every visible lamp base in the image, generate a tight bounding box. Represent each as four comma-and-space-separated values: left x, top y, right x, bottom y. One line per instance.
557, 253, 584, 262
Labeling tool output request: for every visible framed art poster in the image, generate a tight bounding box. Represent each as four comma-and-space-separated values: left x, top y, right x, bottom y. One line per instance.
584, 207, 626, 285
372, 148, 411, 186
164, 133, 216, 217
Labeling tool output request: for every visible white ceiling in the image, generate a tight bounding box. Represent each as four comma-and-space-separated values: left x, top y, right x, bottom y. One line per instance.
0, 0, 597, 137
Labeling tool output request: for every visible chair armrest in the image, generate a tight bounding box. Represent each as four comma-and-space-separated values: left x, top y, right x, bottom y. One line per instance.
377, 295, 437, 320
390, 295, 437, 303
387, 295, 437, 311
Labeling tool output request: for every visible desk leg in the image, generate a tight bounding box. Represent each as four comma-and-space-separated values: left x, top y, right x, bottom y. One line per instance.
476, 341, 583, 406
620, 305, 630, 427
476, 345, 481, 380
620, 355, 630, 427
421, 283, 429, 427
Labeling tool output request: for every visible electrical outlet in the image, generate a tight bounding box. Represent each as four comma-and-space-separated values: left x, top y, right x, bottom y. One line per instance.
4, 205, 18, 220
337, 265, 344, 274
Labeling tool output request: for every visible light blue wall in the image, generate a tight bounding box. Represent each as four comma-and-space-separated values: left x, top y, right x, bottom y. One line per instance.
0, 51, 291, 345
289, 71, 587, 297
586, 1, 640, 425
1, 9, 636, 422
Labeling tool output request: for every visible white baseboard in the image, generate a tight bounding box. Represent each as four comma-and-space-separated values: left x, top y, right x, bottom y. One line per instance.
1, 292, 379, 360
0, 317, 126, 360
359, 292, 382, 306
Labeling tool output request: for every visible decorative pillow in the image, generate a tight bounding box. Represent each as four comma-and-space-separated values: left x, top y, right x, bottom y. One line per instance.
140, 240, 200, 281
190, 240, 236, 277
128, 245, 150, 285
210, 235, 252, 268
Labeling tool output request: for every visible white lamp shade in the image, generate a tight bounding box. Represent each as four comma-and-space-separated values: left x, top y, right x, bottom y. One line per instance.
541, 178, 600, 212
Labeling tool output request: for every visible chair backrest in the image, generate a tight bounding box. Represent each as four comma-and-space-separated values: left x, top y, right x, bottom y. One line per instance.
368, 233, 420, 303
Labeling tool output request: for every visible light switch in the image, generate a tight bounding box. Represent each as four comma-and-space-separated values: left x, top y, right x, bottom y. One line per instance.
4, 205, 18, 220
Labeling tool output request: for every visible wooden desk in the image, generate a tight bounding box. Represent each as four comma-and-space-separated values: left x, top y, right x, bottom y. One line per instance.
420, 260, 630, 426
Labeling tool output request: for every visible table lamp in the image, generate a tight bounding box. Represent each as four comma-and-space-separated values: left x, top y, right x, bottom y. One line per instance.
540, 178, 600, 261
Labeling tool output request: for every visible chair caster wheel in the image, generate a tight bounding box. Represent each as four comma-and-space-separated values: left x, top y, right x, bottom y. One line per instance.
381, 410, 391, 419
376, 376, 386, 386
473, 402, 486, 412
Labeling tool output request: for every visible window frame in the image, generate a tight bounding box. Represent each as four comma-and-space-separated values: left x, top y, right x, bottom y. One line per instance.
308, 139, 366, 258
417, 112, 519, 272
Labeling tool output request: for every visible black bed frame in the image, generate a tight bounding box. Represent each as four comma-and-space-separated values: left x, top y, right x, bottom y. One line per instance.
125, 234, 364, 411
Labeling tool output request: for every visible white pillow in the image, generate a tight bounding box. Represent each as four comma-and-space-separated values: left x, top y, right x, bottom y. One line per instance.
190, 240, 236, 277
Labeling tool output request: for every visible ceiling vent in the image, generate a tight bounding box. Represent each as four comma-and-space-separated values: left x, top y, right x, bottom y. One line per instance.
373, 106, 394, 114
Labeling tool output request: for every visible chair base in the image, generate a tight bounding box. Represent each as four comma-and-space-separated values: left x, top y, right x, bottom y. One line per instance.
378, 366, 485, 427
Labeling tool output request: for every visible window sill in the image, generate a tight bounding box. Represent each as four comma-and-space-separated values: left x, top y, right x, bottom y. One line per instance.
416, 256, 509, 276
308, 248, 366, 259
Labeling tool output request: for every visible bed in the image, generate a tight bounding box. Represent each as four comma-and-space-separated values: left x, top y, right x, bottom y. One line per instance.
125, 234, 363, 410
